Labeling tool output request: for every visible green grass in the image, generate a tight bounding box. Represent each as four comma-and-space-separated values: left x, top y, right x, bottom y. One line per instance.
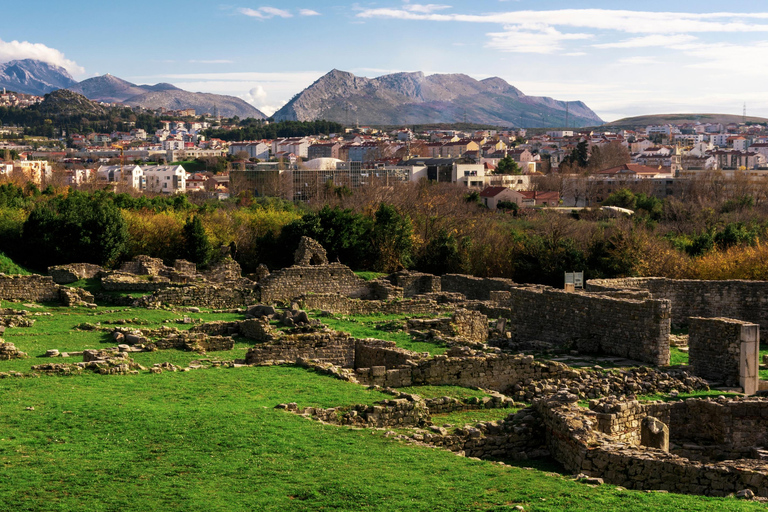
354, 271, 387, 281
0, 304, 246, 373
1, 304, 765, 510
0, 365, 762, 511
669, 347, 689, 366
0, 251, 31, 275
316, 313, 448, 355
637, 390, 742, 402
432, 409, 518, 428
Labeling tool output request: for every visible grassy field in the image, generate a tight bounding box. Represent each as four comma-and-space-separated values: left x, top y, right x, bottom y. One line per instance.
0, 303, 765, 510
319, 313, 448, 355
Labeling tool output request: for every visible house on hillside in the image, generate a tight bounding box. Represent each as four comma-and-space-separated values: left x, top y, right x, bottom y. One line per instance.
479, 186, 517, 209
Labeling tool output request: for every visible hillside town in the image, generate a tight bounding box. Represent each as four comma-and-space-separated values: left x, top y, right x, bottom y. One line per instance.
2, 113, 768, 209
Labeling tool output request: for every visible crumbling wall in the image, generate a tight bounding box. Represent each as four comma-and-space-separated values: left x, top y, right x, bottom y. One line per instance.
355, 352, 572, 393
539, 395, 768, 497
354, 339, 417, 368
440, 274, 520, 300
48, 263, 103, 284
481, 287, 671, 366
297, 294, 444, 316
245, 332, 357, 367
588, 277, 768, 329
135, 284, 258, 308
258, 264, 373, 304
386, 271, 441, 297
0, 274, 62, 302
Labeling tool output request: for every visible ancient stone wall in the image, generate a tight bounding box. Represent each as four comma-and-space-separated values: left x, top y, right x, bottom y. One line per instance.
539, 395, 768, 497
258, 264, 373, 304
48, 263, 104, 284
245, 332, 357, 367
297, 294, 447, 316
688, 317, 757, 387
355, 352, 573, 393
440, 274, 520, 300
386, 271, 441, 298
354, 339, 417, 369
478, 287, 671, 365
279, 398, 429, 429
135, 284, 258, 308
588, 277, 768, 329
0, 274, 62, 303
101, 272, 173, 292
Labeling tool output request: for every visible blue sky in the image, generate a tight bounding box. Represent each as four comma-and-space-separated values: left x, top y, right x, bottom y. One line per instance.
3, 1, 768, 121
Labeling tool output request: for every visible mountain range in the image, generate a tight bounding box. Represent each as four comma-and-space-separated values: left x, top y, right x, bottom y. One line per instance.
1, 60, 604, 127
0, 59, 77, 96
0, 60, 265, 119
273, 69, 604, 127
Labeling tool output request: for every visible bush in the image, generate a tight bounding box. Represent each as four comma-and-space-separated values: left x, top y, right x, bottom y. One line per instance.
21, 191, 128, 269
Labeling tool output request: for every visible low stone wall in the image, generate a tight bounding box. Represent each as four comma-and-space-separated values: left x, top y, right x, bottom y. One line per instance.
407, 309, 488, 344
48, 263, 103, 284
355, 351, 572, 393
386, 271, 441, 297
278, 398, 430, 428
587, 277, 768, 330
477, 287, 671, 366
0, 274, 62, 303
354, 339, 417, 369
440, 274, 520, 300
258, 264, 374, 304
540, 395, 768, 497
101, 272, 173, 292
154, 332, 234, 352
245, 331, 357, 367
297, 294, 448, 316
135, 284, 258, 309
688, 317, 759, 389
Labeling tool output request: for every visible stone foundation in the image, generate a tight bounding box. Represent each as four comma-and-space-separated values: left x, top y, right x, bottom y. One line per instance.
540, 394, 768, 497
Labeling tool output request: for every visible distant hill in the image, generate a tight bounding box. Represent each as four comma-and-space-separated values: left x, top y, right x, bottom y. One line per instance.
29, 89, 106, 117
604, 113, 768, 129
0, 59, 77, 96
69, 74, 181, 103
71, 74, 265, 119
273, 69, 604, 128
123, 89, 266, 119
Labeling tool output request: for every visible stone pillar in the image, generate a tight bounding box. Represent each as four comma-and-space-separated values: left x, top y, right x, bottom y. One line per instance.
641, 416, 669, 452
740, 323, 759, 396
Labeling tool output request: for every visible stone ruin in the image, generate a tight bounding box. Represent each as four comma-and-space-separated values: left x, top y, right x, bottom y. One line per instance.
293, 236, 328, 266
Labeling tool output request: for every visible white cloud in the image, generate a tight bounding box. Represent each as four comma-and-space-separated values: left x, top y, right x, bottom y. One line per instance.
0, 38, 84, 75
299, 9, 320, 16
486, 24, 593, 54
594, 34, 698, 49
356, 8, 768, 34
618, 56, 662, 65
238, 6, 292, 19
403, 4, 452, 14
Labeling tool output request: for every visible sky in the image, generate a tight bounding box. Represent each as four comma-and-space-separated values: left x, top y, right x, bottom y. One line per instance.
2, 1, 768, 122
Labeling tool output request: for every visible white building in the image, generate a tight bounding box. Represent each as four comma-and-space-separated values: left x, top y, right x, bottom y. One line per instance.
96, 165, 144, 190
142, 165, 186, 194
228, 142, 270, 161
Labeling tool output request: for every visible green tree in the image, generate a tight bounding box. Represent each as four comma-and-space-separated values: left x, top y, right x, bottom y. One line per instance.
416, 229, 469, 275
371, 203, 414, 272
182, 215, 212, 267
496, 155, 522, 175
21, 191, 128, 269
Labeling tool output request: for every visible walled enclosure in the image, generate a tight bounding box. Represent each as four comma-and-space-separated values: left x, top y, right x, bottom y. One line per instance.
588, 277, 768, 329
540, 394, 768, 497
688, 317, 759, 394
